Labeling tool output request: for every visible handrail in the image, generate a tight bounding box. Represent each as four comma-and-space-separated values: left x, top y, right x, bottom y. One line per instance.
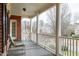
38, 33, 79, 39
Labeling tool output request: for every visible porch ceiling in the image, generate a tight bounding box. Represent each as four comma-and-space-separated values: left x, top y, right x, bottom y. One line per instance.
9, 3, 55, 18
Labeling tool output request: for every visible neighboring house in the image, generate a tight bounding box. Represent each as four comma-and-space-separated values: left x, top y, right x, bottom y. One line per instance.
74, 23, 79, 35
68, 23, 79, 35
64, 24, 75, 36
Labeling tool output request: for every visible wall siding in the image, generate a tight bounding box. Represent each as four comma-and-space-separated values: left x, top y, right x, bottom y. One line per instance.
0, 4, 3, 55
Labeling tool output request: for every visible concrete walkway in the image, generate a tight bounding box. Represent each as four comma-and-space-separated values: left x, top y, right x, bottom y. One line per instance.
7, 40, 54, 56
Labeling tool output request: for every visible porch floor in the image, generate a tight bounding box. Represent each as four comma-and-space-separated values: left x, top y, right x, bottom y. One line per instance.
7, 40, 54, 56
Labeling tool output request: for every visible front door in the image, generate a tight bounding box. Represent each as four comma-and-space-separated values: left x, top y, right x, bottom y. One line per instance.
10, 20, 17, 40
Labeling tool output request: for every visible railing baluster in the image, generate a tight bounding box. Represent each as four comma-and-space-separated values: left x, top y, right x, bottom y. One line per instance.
63, 37, 64, 56
76, 39, 78, 56
67, 38, 68, 56
62, 37, 64, 55
73, 38, 74, 56
65, 38, 66, 56
70, 39, 71, 56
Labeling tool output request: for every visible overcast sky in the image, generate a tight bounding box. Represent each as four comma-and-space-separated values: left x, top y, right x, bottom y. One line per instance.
68, 3, 79, 24
68, 3, 79, 13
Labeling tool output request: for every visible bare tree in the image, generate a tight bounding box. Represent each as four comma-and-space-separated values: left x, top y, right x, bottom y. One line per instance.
38, 20, 44, 33
23, 21, 27, 33
47, 4, 71, 36
39, 20, 44, 26
46, 6, 56, 35
32, 21, 36, 33
61, 4, 71, 36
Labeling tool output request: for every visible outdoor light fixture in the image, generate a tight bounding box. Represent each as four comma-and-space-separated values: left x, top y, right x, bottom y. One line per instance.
23, 8, 26, 11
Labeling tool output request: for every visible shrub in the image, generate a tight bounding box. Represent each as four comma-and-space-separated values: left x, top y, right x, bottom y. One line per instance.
61, 46, 68, 51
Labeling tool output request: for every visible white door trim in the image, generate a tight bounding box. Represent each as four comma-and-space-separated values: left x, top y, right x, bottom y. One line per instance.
10, 20, 17, 40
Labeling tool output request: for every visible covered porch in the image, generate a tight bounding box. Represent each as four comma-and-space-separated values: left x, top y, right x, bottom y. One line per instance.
0, 3, 79, 56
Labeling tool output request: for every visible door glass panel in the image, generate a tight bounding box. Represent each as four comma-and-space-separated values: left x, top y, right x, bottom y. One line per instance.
12, 22, 16, 37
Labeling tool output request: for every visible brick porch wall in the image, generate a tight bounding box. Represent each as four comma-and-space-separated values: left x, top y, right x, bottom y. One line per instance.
10, 15, 21, 41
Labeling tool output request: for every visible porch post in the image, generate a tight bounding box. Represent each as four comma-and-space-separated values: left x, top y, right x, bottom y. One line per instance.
56, 3, 61, 56
30, 18, 32, 40
36, 12, 39, 44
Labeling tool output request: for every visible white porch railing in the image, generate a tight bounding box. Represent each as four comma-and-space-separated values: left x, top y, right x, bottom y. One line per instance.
31, 33, 79, 56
